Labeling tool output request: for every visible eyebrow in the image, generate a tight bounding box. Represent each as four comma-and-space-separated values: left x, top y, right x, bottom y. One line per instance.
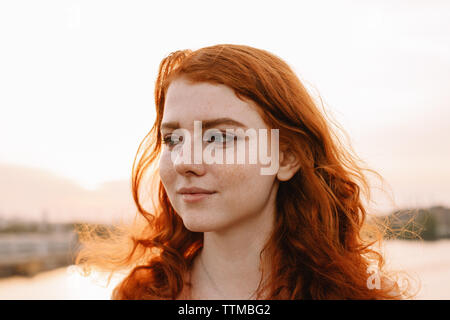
160, 118, 248, 132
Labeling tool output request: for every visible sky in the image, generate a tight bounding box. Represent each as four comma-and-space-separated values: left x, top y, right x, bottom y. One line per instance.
1, 0, 449, 215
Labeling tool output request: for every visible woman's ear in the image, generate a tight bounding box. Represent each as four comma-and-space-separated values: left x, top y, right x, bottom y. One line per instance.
277, 148, 301, 181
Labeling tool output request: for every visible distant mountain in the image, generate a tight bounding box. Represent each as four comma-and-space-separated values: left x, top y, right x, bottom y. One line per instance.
0, 163, 136, 223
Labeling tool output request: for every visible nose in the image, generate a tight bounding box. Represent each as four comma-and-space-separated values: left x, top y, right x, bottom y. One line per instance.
172, 140, 207, 177
174, 159, 207, 177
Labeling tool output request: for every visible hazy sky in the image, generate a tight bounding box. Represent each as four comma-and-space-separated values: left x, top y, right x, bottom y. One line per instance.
1, 0, 449, 212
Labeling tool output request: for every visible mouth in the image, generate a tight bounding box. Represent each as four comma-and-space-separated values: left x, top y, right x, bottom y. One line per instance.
180, 192, 216, 203
177, 187, 217, 203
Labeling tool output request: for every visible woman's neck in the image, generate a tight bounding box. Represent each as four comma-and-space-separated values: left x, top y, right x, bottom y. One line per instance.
190, 203, 276, 300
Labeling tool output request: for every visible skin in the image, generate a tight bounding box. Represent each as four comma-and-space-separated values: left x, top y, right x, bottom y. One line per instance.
159, 77, 300, 299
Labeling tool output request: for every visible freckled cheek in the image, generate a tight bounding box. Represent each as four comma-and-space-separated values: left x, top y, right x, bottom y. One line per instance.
159, 151, 176, 187
217, 164, 259, 189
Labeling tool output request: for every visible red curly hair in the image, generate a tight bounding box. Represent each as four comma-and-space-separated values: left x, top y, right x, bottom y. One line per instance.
75, 44, 416, 299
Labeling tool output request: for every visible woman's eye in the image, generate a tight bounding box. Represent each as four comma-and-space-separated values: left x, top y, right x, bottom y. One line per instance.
204, 132, 235, 144
162, 134, 183, 147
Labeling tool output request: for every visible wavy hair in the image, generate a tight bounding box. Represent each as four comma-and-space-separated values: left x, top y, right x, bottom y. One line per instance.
75, 44, 417, 299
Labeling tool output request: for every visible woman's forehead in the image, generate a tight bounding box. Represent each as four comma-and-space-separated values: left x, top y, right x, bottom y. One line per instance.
162, 79, 268, 130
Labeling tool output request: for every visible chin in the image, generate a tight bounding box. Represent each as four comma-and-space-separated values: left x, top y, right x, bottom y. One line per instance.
182, 220, 214, 233
180, 215, 224, 233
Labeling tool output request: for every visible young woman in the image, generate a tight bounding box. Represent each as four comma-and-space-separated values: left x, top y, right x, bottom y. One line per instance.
76, 44, 415, 299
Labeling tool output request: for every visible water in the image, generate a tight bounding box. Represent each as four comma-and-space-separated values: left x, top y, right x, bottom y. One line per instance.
0, 239, 448, 299
380, 239, 450, 299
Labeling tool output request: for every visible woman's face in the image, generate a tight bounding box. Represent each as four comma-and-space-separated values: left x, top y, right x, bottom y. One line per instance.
159, 77, 280, 233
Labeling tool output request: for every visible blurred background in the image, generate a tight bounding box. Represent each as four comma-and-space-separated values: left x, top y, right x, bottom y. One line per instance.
0, 0, 449, 299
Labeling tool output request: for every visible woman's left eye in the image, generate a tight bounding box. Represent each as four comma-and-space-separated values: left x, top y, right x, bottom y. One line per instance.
204, 132, 235, 144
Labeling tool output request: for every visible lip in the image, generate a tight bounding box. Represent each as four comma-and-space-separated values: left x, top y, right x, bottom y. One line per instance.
177, 187, 217, 203
177, 187, 216, 194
